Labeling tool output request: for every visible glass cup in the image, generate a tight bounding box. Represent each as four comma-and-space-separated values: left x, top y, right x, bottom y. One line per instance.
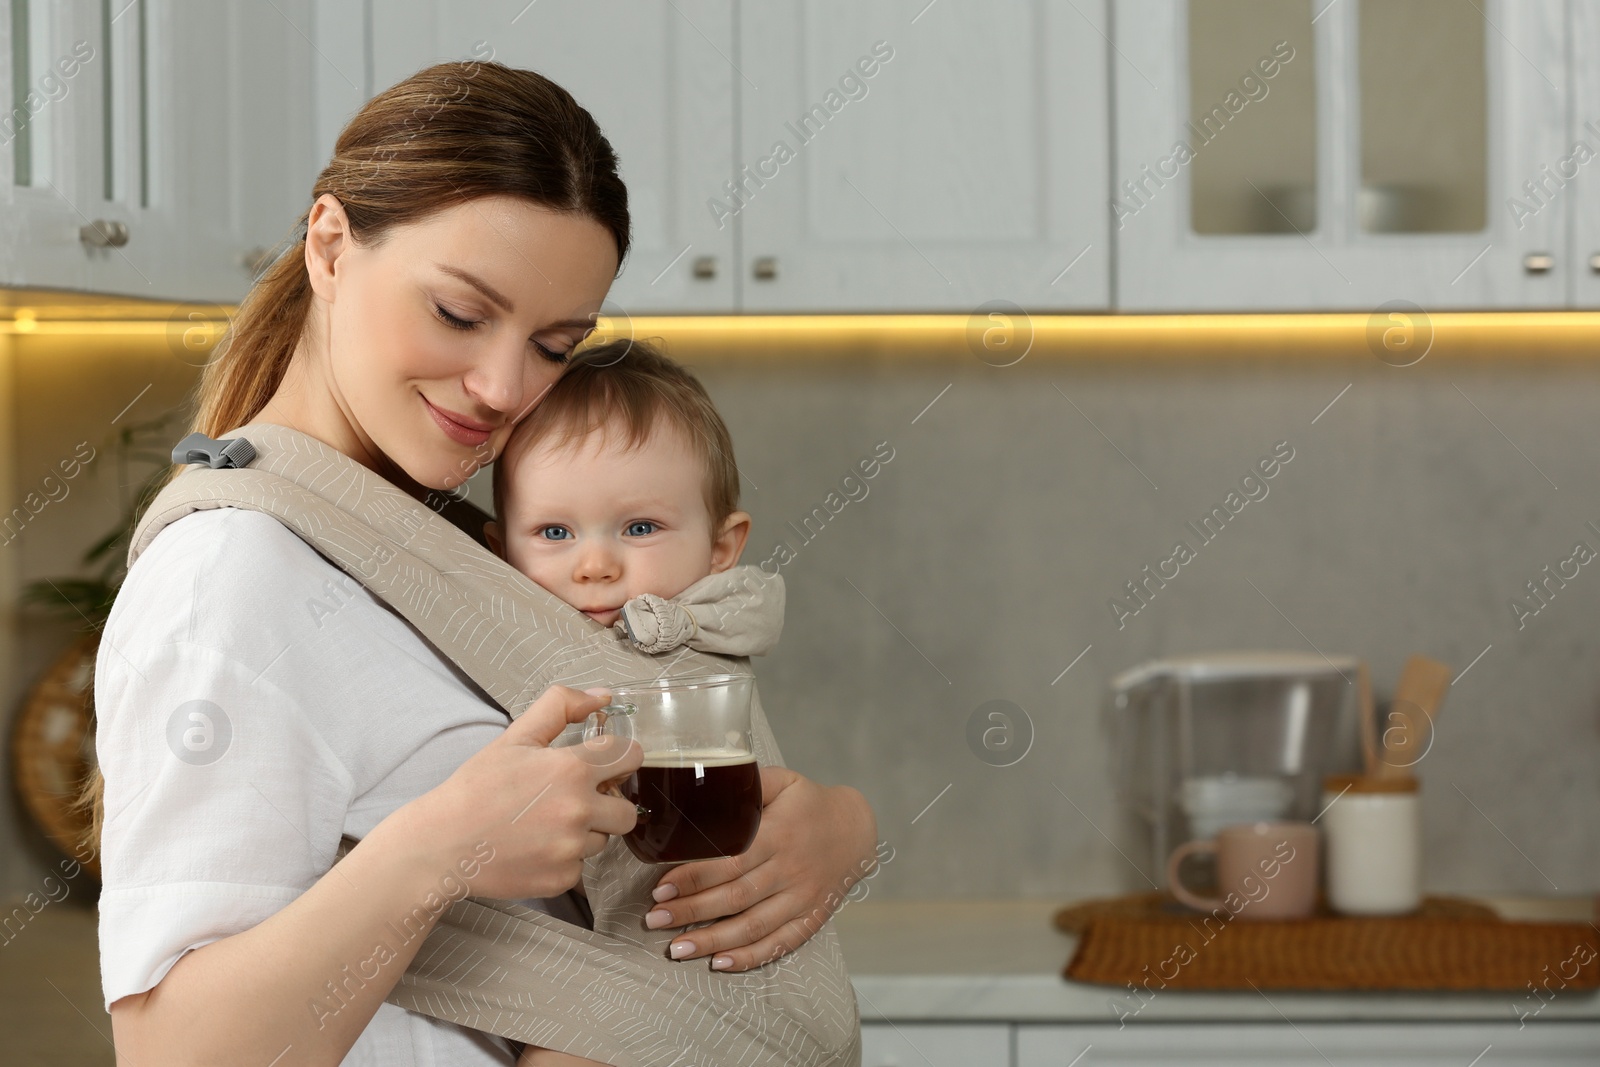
564, 673, 762, 864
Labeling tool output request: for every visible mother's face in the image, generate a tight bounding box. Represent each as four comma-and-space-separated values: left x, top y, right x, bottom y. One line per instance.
304, 193, 619, 491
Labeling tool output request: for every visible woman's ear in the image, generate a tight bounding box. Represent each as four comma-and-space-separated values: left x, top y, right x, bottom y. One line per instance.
484, 519, 505, 559
709, 511, 751, 573
303, 192, 351, 302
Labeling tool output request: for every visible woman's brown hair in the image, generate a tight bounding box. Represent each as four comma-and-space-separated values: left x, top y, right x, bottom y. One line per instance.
75, 59, 631, 861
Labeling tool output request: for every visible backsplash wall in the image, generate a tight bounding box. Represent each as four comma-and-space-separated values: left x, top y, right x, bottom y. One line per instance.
3, 332, 1596, 903
690, 351, 1600, 902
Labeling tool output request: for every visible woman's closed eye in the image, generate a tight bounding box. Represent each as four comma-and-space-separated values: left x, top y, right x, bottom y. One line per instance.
431, 303, 570, 364
433, 302, 479, 331
624, 521, 659, 537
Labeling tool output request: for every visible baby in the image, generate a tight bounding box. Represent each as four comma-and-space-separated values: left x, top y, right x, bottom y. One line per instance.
482, 340, 784, 1067
483, 338, 782, 662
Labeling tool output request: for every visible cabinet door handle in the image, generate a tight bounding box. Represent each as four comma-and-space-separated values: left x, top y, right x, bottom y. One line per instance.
752, 256, 778, 281
79, 220, 129, 248
1523, 253, 1554, 274
692, 255, 717, 280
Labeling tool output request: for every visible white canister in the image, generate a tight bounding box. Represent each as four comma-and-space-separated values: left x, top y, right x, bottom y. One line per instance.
1321, 774, 1422, 916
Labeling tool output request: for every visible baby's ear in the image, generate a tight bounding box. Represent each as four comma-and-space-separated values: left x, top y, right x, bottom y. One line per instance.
483, 519, 505, 559
710, 511, 752, 573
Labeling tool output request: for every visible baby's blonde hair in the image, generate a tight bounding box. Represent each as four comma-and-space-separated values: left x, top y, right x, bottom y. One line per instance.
492, 340, 740, 534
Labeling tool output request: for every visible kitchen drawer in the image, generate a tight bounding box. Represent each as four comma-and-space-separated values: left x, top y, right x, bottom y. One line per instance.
861, 1022, 1010, 1067
1015, 1021, 1600, 1066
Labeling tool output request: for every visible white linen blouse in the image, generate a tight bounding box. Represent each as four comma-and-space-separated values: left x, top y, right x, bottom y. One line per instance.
95, 506, 587, 1065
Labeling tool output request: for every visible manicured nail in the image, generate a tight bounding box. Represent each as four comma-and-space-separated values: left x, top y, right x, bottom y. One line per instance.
645, 909, 672, 929
652, 883, 679, 903
670, 940, 695, 959
711, 956, 734, 971
583, 687, 611, 698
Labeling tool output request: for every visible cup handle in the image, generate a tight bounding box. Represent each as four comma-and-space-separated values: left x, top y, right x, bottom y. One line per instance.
585, 702, 636, 742
580, 704, 647, 819
1166, 838, 1222, 912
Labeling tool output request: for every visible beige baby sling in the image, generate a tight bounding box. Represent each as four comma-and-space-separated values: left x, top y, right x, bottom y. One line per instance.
126, 421, 862, 1067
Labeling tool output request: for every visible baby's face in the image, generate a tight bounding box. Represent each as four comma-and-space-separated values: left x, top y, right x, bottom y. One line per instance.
495, 420, 729, 627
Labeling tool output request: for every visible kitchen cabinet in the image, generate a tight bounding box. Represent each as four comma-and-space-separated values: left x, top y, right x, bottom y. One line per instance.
858, 1019, 1600, 1066
367, 0, 738, 315
1569, 0, 1600, 308
361, 0, 1110, 314
0, 0, 320, 303
5, 1, 1592, 311
843, 901, 1600, 1067
1112, 0, 1571, 312
860, 1022, 1010, 1067
1015, 1021, 1600, 1066
737, 0, 1109, 312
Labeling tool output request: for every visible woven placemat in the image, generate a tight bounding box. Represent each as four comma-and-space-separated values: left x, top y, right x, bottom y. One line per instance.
1053, 892, 1495, 934
1058, 894, 1600, 991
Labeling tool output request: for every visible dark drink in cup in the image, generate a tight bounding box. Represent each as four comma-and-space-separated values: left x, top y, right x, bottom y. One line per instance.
623, 749, 762, 863
587, 674, 762, 864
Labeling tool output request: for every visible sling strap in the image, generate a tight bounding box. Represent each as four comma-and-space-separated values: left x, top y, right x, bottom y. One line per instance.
129, 421, 861, 1067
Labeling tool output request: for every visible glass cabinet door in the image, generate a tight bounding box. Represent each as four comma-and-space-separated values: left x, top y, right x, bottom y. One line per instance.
2, 0, 107, 291
1113, 0, 1569, 311
1356, 0, 1487, 236
1186, 0, 1317, 236
1, 0, 319, 301
1570, 0, 1600, 309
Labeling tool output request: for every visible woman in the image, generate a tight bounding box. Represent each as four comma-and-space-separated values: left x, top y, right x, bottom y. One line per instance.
89, 60, 876, 1065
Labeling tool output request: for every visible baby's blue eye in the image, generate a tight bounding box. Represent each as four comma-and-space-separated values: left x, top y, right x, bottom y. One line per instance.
625, 521, 658, 537
539, 525, 571, 541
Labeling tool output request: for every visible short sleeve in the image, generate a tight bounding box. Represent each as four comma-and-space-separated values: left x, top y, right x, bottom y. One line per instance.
95, 637, 355, 1007
92, 507, 569, 1064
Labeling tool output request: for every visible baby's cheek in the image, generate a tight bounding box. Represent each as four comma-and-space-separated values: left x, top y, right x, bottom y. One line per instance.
509, 544, 565, 592
647, 541, 715, 600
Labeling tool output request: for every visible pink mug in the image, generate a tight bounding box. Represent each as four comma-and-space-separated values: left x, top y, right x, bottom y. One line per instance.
1166, 821, 1319, 920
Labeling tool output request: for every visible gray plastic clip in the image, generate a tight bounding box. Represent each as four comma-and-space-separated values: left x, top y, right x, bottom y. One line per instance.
171, 431, 257, 469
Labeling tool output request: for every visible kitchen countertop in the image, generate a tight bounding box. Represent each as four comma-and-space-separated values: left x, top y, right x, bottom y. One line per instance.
833, 897, 1600, 1025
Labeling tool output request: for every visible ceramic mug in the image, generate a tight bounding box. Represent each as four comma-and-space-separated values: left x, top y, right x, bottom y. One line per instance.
1166, 820, 1320, 920
1320, 773, 1422, 916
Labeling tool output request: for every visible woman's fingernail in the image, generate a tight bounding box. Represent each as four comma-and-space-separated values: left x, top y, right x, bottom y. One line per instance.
583, 687, 611, 698
645, 909, 672, 929
652, 884, 679, 903
711, 956, 734, 971
670, 940, 696, 959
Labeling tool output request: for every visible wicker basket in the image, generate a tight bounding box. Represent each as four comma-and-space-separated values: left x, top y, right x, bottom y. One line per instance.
10, 633, 100, 880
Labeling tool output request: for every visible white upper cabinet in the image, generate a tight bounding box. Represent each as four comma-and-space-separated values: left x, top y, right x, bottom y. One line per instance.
1112, 0, 1570, 312
0, 0, 321, 303
4, 0, 1592, 311
1, 0, 128, 295
368, 0, 738, 315
1570, 0, 1600, 308
737, 0, 1110, 312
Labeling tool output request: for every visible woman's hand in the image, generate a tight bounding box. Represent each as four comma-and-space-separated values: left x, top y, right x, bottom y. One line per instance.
396, 685, 643, 900
643, 767, 877, 972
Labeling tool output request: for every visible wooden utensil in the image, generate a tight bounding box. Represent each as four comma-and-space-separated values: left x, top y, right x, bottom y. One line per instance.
1378, 654, 1452, 777
1357, 660, 1378, 776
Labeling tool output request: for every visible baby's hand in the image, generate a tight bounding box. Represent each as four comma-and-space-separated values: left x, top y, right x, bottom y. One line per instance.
516, 1046, 613, 1066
